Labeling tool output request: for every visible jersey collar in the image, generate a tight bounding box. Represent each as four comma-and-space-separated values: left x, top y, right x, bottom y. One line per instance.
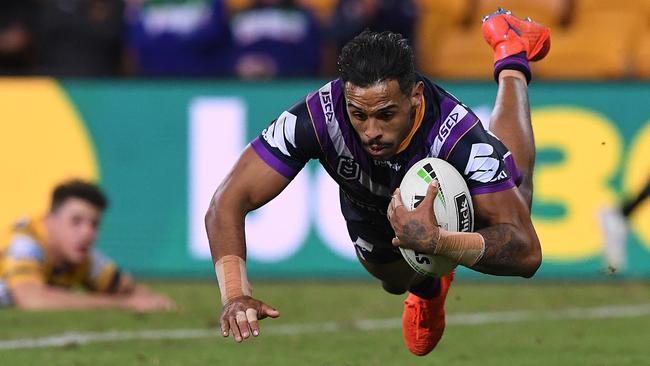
396, 95, 425, 154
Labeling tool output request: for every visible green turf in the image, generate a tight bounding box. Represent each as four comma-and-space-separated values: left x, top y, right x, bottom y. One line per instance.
1, 280, 649, 365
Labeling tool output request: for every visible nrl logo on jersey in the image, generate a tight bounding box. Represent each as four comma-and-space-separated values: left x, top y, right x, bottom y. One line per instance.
372, 159, 402, 171
337, 157, 360, 181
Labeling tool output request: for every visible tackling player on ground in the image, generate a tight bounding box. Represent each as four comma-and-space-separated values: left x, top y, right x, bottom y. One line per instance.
0, 179, 176, 311
206, 9, 548, 355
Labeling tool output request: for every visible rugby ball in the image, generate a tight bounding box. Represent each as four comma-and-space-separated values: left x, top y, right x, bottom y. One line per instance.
398, 158, 474, 277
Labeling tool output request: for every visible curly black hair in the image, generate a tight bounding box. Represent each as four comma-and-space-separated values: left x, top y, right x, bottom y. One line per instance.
338, 30, 416, 95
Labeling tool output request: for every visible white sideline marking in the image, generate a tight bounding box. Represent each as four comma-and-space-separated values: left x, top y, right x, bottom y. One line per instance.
1, 304, 649, 350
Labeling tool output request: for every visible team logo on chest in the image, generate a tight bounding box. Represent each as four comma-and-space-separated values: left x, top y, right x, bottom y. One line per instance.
337, 157, 360, 181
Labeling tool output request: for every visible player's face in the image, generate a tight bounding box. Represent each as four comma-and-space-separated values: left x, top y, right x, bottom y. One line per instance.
46, 198, 102, 264
345, 79, 424, 160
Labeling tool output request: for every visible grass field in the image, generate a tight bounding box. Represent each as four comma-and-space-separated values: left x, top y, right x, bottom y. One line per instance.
1, 280, 649, 365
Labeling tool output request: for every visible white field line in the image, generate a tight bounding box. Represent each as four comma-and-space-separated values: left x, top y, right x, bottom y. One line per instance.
1, 303, 649, 350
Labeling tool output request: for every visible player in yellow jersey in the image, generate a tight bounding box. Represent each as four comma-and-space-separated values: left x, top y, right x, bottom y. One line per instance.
0, 179, 176, 311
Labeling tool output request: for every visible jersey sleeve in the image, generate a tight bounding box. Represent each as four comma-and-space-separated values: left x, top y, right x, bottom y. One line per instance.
445, 119, 523, 196
250, 99, 321, 180
83, 250, 123, 293
2, 234, 46, 287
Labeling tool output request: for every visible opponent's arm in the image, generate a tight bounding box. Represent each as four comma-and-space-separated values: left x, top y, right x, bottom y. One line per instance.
205, 145, 291, 342
103, 272, 178, 311
111, 274, 162, 297
10, 281, 174, 311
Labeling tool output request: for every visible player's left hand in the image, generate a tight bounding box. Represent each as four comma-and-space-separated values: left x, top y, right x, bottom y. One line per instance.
387, 180, 441, 254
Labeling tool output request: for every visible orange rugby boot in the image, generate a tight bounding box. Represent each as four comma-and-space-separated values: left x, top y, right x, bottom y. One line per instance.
482, 8, 551, 63
402, 271, 454, 356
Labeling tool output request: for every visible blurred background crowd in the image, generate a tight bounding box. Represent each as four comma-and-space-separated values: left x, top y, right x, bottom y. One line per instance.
1, 0, 649, 80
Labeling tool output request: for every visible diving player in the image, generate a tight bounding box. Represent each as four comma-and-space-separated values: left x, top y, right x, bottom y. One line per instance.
206, 9, 548, 356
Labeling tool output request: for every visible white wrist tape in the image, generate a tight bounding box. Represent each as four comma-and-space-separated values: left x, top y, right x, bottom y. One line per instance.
215, 255, 252, 305
435, 231, 486, 267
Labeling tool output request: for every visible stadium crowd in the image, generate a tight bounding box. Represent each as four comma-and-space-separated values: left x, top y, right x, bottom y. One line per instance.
1, 0, 649, 79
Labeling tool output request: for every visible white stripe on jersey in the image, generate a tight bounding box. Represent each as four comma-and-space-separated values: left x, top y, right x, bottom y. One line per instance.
430, 104, 469, 157
7, 234, 44, 262
263, 110, 298, 156
318, 82, 353, 159
283, 112, 298, 149
464, 143, 500, 183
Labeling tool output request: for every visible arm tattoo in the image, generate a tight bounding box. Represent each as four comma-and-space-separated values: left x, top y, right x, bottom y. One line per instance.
474, 224, 527, 275
402, 219, 436, 253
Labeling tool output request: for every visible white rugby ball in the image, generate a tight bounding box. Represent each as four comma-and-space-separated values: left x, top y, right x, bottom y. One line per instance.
398, 158, 475, 277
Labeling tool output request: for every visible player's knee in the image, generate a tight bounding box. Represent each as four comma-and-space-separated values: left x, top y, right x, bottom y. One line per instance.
381, 281, 408, 295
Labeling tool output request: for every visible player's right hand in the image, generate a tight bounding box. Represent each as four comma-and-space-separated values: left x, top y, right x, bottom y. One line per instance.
220, 295, 280, 342
388, 181, 441, 254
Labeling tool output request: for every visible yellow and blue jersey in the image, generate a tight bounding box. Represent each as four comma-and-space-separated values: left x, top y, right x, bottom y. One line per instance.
0, 217, 122, 306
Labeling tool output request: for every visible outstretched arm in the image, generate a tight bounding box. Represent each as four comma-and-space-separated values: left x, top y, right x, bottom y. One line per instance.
11, 282, 127, 310
205, 145, 291, 342
10, 281, 175, 312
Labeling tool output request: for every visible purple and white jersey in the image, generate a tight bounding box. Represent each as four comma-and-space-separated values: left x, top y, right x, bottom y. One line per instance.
251, 75, 522, 226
